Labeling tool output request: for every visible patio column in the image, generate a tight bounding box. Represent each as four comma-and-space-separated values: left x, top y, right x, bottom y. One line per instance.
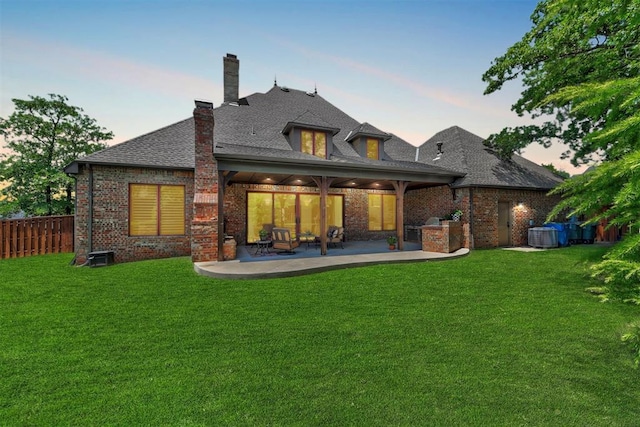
216, 170, 225, 261
392, 181, 409, 251
311, 176, 334, 256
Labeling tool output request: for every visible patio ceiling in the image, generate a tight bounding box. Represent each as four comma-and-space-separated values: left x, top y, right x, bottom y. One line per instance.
225, 171, 447, 191
217, 153, 462, 191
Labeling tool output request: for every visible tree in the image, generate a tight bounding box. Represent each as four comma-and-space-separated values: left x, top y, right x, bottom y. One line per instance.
482, 0, 640, 165
0, 94, 113, 216
541, 163, 570, 179
483, 0, 640, 364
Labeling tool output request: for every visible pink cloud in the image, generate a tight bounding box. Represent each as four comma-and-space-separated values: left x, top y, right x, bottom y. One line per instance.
3, 33, 220, 101
271, 38, 512, 119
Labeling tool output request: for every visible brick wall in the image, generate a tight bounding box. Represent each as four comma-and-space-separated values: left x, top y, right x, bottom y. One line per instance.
405, 185, 457, 224
74, 165, 194, 264
74, 168, 563, 264
405, 185, 561, 248
405, 186, 472, 248
471, 187, 562, 248
191, 101, 220, 262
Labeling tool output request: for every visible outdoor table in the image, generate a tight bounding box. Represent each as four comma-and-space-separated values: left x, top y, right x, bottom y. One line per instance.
299, 232, 318, 250
254, 240, 271, 255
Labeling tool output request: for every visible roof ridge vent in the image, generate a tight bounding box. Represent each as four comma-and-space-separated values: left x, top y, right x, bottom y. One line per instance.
280, 86, 290, 92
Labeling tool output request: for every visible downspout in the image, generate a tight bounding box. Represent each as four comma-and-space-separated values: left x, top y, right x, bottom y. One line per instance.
469, 187, 475, 249
67, 173, 78, 265
88, 163, 94, 256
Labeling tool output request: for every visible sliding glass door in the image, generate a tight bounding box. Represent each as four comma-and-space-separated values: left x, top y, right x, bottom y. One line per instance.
274, 193, 297, 234
247, 192, 343, 243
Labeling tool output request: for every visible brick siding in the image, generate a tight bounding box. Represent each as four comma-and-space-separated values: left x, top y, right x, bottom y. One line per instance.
405, 185, 562, 248
74, 165, 194, 264
73, 169, 563, 263
191, 101, 219, 262
421, 220, 463, 253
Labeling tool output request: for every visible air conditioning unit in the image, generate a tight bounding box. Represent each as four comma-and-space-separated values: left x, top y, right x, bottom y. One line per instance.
87, 250, 115, 267
528, 227, 558, 249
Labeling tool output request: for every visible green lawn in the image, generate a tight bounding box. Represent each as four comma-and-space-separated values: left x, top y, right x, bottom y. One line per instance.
2, 246, 639, 425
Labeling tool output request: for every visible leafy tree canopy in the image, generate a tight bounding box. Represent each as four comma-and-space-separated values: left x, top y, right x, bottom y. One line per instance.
482, 0, 640, 164
0, 94, 113, 216
541, 163, 570, 179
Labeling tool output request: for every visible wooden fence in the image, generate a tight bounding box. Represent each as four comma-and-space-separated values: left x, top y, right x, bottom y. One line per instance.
0, 215, 74, 259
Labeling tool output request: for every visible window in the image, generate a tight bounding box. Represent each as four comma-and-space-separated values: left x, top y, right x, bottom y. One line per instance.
247, 192, 343, 242
130, 184, 185, 236
301, 130, 327, 158
368, 194, 396, 231
366, 138, 379, 160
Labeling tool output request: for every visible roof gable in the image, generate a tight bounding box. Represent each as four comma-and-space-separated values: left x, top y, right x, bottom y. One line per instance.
345, 122, 392, 142
281, 110, 340, 135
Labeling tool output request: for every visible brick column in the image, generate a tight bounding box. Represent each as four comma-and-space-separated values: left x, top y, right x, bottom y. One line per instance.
191, 100, 219, 262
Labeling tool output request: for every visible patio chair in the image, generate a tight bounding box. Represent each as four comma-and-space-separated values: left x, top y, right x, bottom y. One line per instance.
327, 226, 344, 249
271, 228, 300, 254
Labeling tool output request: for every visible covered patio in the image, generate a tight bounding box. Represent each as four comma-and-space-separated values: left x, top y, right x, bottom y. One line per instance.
195, 239, 469, 279
214, 154, 462, 257
191, 100, 465, 263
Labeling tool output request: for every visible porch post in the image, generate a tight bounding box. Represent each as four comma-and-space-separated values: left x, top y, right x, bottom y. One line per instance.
392, 181, 409, 251
311, 176, 334, 256
216, 169, 225, 261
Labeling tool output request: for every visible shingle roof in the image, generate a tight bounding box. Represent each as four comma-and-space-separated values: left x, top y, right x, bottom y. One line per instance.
75, 117, 195, 169
345, 122, 391, 142
281, 110, 340, 135
73, 86, 431, 171
417, 126, 562, 189
71, 86, 559, 191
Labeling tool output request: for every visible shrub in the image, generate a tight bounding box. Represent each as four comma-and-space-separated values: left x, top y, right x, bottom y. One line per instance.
621, 321, 640, 368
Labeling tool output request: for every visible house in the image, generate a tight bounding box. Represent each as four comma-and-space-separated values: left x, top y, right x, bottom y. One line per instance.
65, 53, 563, 264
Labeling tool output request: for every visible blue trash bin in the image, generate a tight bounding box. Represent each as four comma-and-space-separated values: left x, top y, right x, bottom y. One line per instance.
566, 222, 583, 244
582, 224, 596, 244
544, 223, 568, 247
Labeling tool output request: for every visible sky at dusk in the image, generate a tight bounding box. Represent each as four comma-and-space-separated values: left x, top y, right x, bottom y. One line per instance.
0, 0, 586, 174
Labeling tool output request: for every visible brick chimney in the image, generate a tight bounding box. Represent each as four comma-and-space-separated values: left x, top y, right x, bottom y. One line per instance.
223, 53, 239, 103
191, 100, 219, 262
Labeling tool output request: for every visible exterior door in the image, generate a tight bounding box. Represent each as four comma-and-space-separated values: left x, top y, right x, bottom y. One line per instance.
246, 192, 343, 243
274, 194, 297, 236
498, 201, 511, 246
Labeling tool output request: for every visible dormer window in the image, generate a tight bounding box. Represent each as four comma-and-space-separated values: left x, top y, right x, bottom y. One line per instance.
301, 130, 327, 159
366, 138, 379, 160
346, 122, 391, 161
282, 111, 339, 160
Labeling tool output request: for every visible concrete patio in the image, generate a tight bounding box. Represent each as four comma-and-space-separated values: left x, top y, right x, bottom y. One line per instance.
194, 239, 470, 279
